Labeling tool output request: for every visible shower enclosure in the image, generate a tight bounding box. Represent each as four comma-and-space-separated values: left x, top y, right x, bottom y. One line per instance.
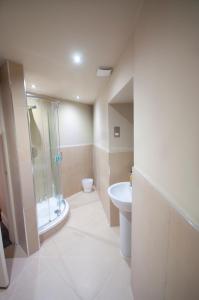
27, 96, 69, 234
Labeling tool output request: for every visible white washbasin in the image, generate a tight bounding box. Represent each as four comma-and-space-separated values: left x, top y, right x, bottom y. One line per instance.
107, 181, 133, 258
108, 182, 132, 212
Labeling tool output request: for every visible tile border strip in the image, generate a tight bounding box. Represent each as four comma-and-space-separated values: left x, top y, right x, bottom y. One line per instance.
134, 166, 199, 232
60, 143, 92, 149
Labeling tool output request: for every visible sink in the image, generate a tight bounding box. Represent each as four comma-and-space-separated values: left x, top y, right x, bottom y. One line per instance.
108, 182, 132, 257
107, 182, 132, 212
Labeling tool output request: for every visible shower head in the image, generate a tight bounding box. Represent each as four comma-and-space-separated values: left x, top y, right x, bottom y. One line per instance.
28, 105, 37, 110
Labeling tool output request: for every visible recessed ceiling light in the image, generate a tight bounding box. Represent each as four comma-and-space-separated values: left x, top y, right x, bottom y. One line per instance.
73, 53, 82, 64
76, 95, 80, 100
31, 84, 36, 89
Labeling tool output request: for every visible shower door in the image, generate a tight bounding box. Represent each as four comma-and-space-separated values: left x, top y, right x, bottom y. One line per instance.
48, 102, 62, 208
0, 230, 9, 288
27, 97, 64, 232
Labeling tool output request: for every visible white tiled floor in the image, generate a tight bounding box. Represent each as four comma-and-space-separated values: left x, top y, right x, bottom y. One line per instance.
0, 191, 133, 300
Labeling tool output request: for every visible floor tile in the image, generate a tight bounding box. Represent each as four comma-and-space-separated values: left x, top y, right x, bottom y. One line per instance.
1, 191, 132, 300
94, 259, 133, 300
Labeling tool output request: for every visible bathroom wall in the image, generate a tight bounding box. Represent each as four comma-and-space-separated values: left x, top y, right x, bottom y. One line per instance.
0, 134, 8, 224
59, 101, 93, 197
0, 88, 17, 243
93, 0, 199, 298
93, 145, 110, 221
108, 103, 134, 224
0, 61, 39, 255
133, 0, 199, 226
132, 1, 199, 298
93, 96, 111, 222
59, 101, 93, 146
93, 38, 135, 225
109, 103, 133, 184
132, 169, 199, 300
0, 94, 7, 223
109, 103, 133, 153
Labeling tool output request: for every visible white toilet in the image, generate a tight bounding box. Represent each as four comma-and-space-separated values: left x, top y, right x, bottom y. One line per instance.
82, 178, 93, 193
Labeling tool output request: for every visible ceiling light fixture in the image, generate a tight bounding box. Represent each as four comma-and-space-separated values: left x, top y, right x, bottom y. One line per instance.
73, 53, 82, 64
76, 95, 80, 100
31, 84, 36, 89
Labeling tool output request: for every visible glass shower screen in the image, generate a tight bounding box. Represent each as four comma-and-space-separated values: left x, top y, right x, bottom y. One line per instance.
27, 97, 64, 232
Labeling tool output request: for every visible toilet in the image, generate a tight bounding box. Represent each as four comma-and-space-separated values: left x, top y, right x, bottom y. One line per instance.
82, 178, 93, 193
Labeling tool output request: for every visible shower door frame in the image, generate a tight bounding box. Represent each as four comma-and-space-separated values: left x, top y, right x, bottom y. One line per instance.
27, 94, 64, 232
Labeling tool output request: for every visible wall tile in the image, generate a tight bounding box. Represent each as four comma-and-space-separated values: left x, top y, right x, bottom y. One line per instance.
132, 170, 199, 300
109, 151, 133, 185
165, 208, 199, 300
132, 170, 170, 300
61, 145, 93, 197
93, 146, 111, 223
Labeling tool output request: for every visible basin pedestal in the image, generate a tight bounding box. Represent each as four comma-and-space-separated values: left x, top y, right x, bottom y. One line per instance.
107, 182, 132, 258
120, 211, 131, 257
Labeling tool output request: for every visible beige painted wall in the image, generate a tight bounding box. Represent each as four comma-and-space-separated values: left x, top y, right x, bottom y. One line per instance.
94, 95, 134, 225
59, 101, 93, 146
93, 31, 135, 225
0, 96, 7, 220
93, 0, 199, 298
93, 96, 109, 151
131, 3, 199, 296
94, 96, 134, 225
93, 96, 110, 221
0, 135, 7, 220
95, 0, 199, 225
93, 39, 135, 156
133, 0, 199, 225
109, 103, 133, 153
0, 135, 9, 225
59, 101, 93, 196
0, 88, 17, 243
0, 63, 27, 251
108, 102, 134, 224
0, 61, 39, 255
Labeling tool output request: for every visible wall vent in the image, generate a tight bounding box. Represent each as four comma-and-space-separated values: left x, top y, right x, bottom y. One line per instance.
96, 67, 113, 77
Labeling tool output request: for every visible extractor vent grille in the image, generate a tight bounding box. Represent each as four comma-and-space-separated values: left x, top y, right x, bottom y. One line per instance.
96, 67, 113, 77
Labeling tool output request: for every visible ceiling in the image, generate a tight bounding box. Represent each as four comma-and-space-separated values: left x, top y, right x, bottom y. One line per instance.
110, 78, 133, 103
0, 0, 140, 103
